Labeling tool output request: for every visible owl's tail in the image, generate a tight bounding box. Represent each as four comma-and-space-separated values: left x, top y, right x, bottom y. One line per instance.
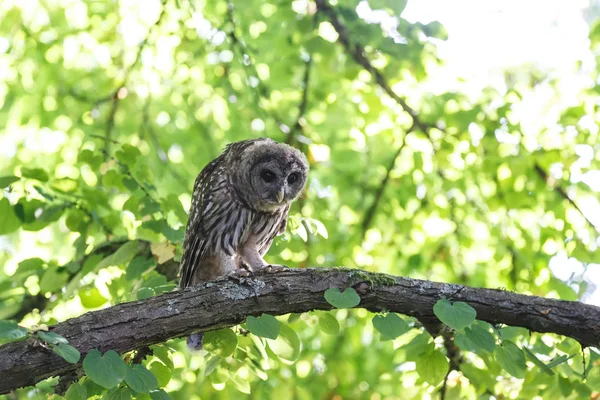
186, 333, 204, 350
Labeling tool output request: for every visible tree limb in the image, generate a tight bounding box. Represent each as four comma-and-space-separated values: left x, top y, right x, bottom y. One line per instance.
1, 268, 600, 394
314, 0, 439, 133
361, 133, 408, 236
534, 162, 598, 231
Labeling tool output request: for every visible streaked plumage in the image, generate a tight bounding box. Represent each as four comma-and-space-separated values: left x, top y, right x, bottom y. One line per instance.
178, 138, 309, 349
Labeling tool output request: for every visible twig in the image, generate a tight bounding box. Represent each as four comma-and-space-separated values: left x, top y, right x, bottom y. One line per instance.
314, 0, 439, 134
104, 92, 120, 158
99, 3, 166, 157
287, 56, 312, 145
361, 134, 408, 236
225, 2, 290, 133
88, 133, 121, 145
534, 162, 597, 231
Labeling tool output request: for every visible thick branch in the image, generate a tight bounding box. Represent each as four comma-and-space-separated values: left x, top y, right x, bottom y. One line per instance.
1, 268, 599, 394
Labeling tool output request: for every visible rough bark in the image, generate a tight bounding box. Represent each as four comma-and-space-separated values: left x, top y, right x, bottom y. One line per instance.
1, 267, 599, 394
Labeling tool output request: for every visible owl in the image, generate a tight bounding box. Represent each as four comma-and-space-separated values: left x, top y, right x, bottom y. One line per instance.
178, 137, 309, 348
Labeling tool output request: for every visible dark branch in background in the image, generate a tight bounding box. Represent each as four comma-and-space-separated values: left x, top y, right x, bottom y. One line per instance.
361, 133, 408, 236
491, 170, 527, 288
314, 0, 439, 134
2, 267, 600, 394
104, 91, 121, 158
286, 57, 312, 145
96, 3, 166, 157
534, 162, 597, 231
225, 2, 291, 134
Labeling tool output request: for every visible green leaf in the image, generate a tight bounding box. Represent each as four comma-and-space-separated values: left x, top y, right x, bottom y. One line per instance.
79, 287, 109, 308
204, 356, 222, 377
294, 221, 308, 241
230, 371, 251, 394
558, 375, 574, 397
246, 314, 280, 340
149, 362, 171, 388
0, 198, 21, 235
53, 343, 81, 364
422, 21, 448, 40
22, 204, 65, 231
65, 209, 88, 232
20, 167, 49, 181
124, 364, 158, 393
137, 287, 155, 300
319, 312, 340, 335
433, 299, 476, 330
65, 382, 87, 400
36, 330, 69, 345
494, 341, 526, 379
141, 219, 184, 242
455, 322, 496, 353
83, 349, 127, 389
372, 313, 408, 340
39, 266, 69, 293
126, 257, 155, 281
402, 332, 434, 360
546, 354, 575, 368
0, 320, 28, 342
0, 176, 19, 188
287, 313, 301, 323
523, 347, 554, 376
103, 387, 132, 400
149, 389, 172, 400
116, 144, 142, 168
78, 150, 103, 168
15, 257, 45, 277
324, 287, 360, 308
416, 350, 449, 385
268, 323, 301, 363
151, 345, 174, 370
96, 241, 140, 271
203, 329, 238, 357
51, 178, 78, 193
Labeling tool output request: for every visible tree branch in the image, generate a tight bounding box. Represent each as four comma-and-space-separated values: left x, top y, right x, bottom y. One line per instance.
314, 0, 439, 133
361, 133, 408, 236
286, 57, 312, 145
2, 268, 600, 394
534, 162, 598, 231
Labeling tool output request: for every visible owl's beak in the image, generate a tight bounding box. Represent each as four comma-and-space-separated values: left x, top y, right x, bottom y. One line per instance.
276, 188, 285, 203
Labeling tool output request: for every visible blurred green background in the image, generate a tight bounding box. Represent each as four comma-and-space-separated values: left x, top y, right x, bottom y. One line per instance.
1, 0, 599, 398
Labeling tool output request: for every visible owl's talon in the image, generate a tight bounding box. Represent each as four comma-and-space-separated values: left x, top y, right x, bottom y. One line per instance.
255, 264, 288, 273
227, 268, 251, 282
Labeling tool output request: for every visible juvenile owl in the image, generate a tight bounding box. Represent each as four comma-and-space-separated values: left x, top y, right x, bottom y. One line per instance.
179, 137, 309, 349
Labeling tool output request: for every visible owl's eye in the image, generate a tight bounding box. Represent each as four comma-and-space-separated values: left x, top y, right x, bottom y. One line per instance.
287, 173, 299, 184
260, 169, 276, 183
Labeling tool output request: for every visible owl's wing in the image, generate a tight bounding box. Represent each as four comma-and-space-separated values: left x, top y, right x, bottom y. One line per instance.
178, 158, 224, 288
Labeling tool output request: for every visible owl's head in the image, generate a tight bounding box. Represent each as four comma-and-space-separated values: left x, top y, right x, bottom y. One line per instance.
227, 138, 309, 212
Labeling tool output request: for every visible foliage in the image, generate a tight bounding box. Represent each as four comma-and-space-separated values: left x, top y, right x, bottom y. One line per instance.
0, 0, 599, 398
